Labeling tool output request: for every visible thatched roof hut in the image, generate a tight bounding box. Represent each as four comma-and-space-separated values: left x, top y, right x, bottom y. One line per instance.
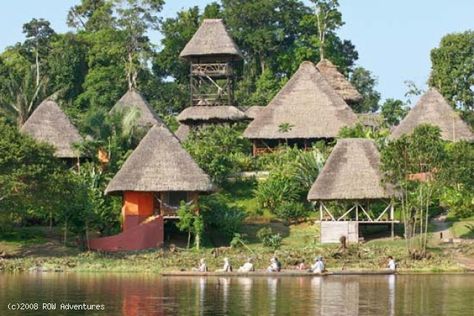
177, 106, 247, 124
105, 125, 214, 194
244, 61, 358, 140
179, 19, 243, 61
308, 139, 394, 201
174, 124, 191, 142
390, 88, 473, 141
316, 59, 362, 104
21, 99, 83, 158
110, 89, 164, 128
243, 106, 265, 120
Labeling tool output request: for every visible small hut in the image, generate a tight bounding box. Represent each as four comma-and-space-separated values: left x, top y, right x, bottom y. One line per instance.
178, 19, 247, 130
21, 99, 83, 159
105, 124, 214, 230
90, 124, 214, 251
316, 59, 363, 106
308, 139, 397, 243
390, 88, 473, 141
244, 61, 358, 155
110, 89, 164, 128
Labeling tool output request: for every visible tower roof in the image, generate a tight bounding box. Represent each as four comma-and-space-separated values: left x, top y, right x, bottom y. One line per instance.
308, 139, 395, 200
243, 61, 358, 140
177, 106, 247, 124
21, 99, 83, 158
180, 19, 243, 60
316, 59, 362, 104
105, 125, 214, 194
390, 88, 473, 141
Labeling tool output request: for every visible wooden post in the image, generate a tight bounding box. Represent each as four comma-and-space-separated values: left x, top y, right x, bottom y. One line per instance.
319, 202, 323, 221
355, 202, 359, 221
390, 202, 394, 239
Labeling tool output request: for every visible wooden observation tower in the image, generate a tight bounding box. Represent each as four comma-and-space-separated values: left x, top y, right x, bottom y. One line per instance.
176, 19, 247, 138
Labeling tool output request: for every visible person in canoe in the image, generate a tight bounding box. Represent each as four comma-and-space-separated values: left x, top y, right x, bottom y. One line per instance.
310, 256, 325, 273
192, 258, 208, 272
267, 257, 281, 272
238, 258, 255, 272
387, 256, 397, 271
216, 257, 232, 272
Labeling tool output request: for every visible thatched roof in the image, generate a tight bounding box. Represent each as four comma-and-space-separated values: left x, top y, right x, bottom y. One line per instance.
110, 89, 164, 128
105, 125, 214, 194
316, 59, 362, 104
358, 113, 383, 128
244, 106, 265, 120
21, 99, 83, 158
390, 88, 473, 141
308, 139, 394, 200
244, 61, 358, 140
180, 19, 243, 60
174, 124, 191, 142
177, 106, 247, 124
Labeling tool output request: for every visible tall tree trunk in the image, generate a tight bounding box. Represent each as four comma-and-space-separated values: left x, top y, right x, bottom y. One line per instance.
35, 47, 40, 88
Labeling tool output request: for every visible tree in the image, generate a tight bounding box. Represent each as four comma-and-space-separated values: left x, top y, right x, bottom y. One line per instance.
0, 119, 63, 227
310, 0, 342, 60
349, 67, 381, 113
183, 125, 251, 185
176, 202, 202, 249
22, 18, 55, 87
381, 125, 446, 256
114, 0, 164, 89
0, 50, 49, 125
430, 31, 474, 112
381, 98, 408, 126
67, 0, 115, 31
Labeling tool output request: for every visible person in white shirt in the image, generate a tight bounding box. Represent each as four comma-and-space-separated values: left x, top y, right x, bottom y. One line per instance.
216, 257, 232, 272
311, 256, 325, 273
388, 256, 396, 271
192, 258, 208, 272
238, 258, 254, 272
267, 257, 281, 272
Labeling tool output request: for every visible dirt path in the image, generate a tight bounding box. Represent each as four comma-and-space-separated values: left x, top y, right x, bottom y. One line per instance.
431, 214, 454, 241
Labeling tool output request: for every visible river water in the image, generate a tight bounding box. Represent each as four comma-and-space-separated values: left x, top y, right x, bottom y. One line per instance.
0, 273, 473, 315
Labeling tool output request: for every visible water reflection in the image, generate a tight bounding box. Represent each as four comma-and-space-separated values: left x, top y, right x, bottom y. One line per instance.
0, 273, 473, 315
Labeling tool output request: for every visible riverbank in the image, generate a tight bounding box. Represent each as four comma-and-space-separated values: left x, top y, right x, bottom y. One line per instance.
1, 223, 473, 273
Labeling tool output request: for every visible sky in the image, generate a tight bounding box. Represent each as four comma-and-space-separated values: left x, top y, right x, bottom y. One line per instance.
0, 0, 473, 103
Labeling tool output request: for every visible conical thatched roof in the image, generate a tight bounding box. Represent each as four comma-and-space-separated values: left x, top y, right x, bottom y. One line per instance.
21, 99, 82, 158
316, 59, 362, 104
105, 125, 214, 194
308, 139, 394, 200
244, 61, 358, 140
177, 106, 247, 124
110, 89, 164, 128
180, 19, 243, 60
390, 88, 473, 141
174, 124, 191, 142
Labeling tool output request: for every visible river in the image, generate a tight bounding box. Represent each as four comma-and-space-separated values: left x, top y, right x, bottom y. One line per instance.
1, 273, 473, 315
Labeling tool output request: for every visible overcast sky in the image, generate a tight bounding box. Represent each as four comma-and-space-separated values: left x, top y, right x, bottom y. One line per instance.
0, 0, 473, 103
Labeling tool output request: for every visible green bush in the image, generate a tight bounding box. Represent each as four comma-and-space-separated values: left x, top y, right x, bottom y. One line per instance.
256, 227, 282, 250
275, 201, 310, 224
200, 193, 246, 238
183, 125, 252, 185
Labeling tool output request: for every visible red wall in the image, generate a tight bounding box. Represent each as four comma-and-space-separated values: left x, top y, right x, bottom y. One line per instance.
122, 191, 154, 231
89, 216, 164, 251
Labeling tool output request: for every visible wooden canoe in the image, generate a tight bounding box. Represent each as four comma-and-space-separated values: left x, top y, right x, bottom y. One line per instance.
161, 270, 396, 277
